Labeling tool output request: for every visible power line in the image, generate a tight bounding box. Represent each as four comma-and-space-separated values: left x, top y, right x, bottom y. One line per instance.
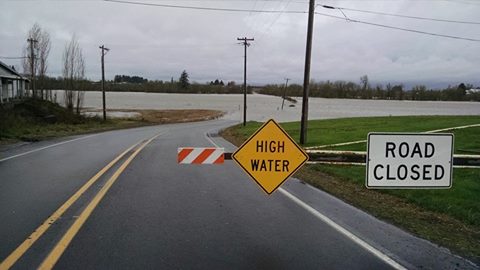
0, 56, 28, 59
319, 4, 480, 25
104, 0, 480, 42
248, 0, 259, 17
104, 0, 307, 13
315, 12, 480, 42
256, 0, 294, 41
443, 0, 480, 6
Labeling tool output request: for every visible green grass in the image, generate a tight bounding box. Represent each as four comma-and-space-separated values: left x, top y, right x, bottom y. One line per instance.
0, 99, 142, 142
318, 165, 480, 227
236, 116, 480, 152
221, 115, 480, 259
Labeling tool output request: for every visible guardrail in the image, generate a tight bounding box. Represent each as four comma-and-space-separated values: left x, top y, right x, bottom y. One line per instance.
224, 150, 480, 168
306, 150, 480, 168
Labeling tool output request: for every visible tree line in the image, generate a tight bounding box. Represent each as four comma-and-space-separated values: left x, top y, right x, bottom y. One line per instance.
259, 76, 480, 102
40, 70, 247, 94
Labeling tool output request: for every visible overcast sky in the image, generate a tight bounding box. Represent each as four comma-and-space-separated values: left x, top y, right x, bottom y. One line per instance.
1, 0, 479, 88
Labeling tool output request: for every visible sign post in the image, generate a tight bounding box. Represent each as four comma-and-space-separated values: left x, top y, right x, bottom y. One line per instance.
366, 133, 454, 189
232, 119, 309, 194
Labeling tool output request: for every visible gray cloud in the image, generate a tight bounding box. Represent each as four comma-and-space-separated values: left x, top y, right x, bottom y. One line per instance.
1, 0, 479, 88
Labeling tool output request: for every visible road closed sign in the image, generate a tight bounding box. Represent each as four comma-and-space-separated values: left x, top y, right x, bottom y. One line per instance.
232, 119, 308, 194
366, 133, 454, 189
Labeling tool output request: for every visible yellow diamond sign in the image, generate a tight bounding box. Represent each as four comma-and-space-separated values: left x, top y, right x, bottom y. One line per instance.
232, 119, 309, 194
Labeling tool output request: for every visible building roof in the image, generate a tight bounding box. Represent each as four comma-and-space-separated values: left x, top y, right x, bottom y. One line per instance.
0, 60, 29, 81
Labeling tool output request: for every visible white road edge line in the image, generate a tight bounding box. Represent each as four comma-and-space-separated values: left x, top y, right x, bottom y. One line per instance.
278, 188, 407, 270
305, 123, 480, 150
205, 131, 221, 148
0, 134, 99, 163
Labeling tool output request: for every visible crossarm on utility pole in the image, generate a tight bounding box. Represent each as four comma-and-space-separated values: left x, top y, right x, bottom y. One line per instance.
99, 45, 110, 121
237, 37, 254, 127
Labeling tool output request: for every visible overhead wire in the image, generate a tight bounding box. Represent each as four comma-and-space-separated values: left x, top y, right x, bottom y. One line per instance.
256, 0, 294, 41
318, 4, 480, 25
248, 0, 259, 17
0, 56, 29, 59
104, 0, 480, 42
442, 0, 480, 6
104, 0, 307, 13
315, 12, 480, 42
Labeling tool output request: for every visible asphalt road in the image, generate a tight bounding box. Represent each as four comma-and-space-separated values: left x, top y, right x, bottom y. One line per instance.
0, 120, 478, 270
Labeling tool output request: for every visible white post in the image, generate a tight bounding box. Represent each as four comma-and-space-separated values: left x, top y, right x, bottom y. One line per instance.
6, 80, 10, 102
14, 80, 17, 99
0, 79, 3, 104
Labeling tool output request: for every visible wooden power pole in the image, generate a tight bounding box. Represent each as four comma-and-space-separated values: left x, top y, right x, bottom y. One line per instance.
237, 37, 254, 126
99, 45, 109, 121
27, 38, 38, 98
300, 0, 315, 145
281, 78, 290, 110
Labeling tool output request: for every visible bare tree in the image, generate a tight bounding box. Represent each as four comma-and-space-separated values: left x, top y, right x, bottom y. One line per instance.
360, 75, 369, 91
22, 23, 50, 99
22, 24, 41, 97
62, 34, 86, 113
38, 31, 51, 100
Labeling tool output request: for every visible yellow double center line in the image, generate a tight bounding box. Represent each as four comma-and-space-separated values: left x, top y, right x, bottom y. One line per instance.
0, 133, 162, 270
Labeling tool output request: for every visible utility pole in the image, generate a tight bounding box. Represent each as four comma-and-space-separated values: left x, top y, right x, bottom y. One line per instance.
237, 37, 254, 126
27, 38, 38, 98
99, 45, 110, 121
300, 0, 315, 145
281, 78, 290, 110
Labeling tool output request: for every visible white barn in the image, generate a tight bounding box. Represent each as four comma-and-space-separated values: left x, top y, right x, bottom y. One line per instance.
0, 60, 29, 104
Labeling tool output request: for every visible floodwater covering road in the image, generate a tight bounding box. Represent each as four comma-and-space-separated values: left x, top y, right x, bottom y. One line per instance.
55, 90, 480, 122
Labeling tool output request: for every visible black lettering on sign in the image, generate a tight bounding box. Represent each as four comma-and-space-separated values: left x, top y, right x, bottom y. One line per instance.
399, 142, 409, 158
384, 142, 436, 159
251, 159, 290, 172
374, 164, 384, 180
411, 165, 420, 180
386, 142, 396, 158
256, 141, 286, 153
423, 165, 432, 180
411, 143, 423, 158
386, 165, 395, 180
397, 165, 408, 180
425, 143, 435, 158
435, 165, 444, 180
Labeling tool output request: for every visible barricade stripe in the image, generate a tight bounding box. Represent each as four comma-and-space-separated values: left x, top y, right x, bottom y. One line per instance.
178, 148, 194, 163
181, 148, 205, 164
192, 148, 216, 164
204, 149, 224, 164
213, 154, 224, 164
178, 147, 225, 164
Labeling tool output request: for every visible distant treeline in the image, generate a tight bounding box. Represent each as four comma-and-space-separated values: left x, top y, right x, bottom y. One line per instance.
114, 75, 148, 84
38, 76, 479, 101
259, 80, 480, 102
40, 76, 247, 94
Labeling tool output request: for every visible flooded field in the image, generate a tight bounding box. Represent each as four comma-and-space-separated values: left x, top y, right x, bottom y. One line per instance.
56, 91, 480, 123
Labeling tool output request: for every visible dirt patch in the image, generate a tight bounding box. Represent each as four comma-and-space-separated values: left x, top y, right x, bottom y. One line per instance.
135, 109, 224, 124
83, 109, 224, 124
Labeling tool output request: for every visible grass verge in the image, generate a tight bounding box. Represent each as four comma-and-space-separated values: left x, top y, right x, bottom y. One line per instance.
0, 99, 223, 143
221, 116, 480, 261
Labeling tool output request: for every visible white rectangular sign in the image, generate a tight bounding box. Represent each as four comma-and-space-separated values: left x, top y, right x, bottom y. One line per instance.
366, 133, 453, 189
